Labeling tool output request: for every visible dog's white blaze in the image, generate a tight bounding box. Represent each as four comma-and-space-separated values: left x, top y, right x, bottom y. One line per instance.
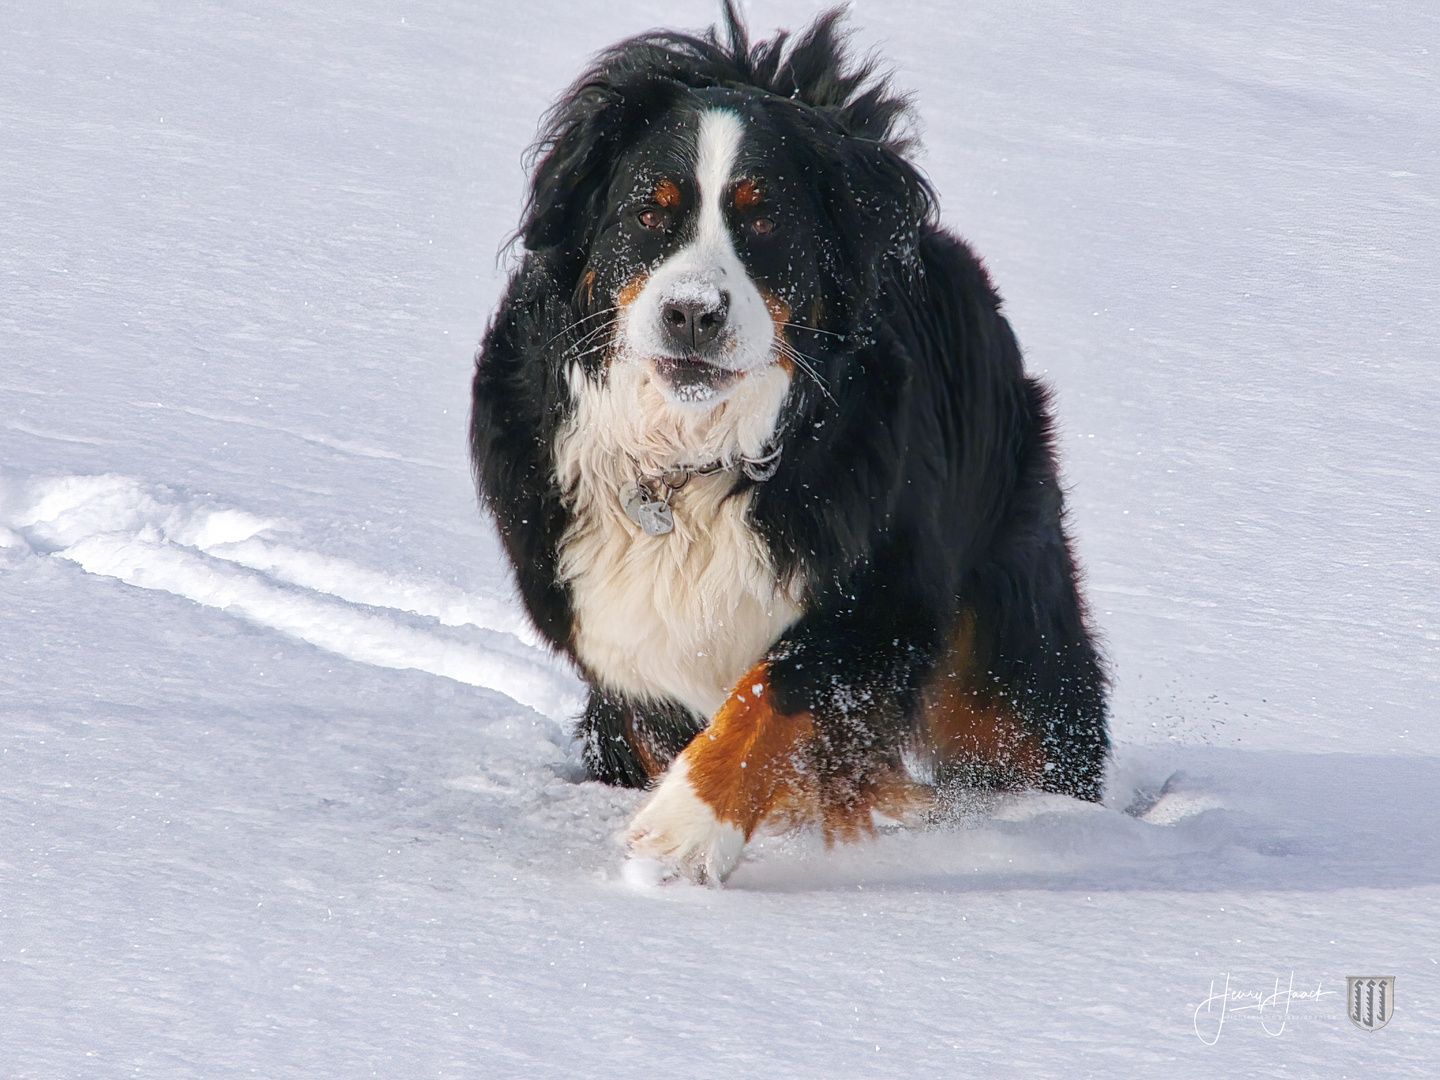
619, 109, 775, 380
691, 108, 746, 275
555, 358, 800, 719
555, 108, 801, 720
625, 756, 745, 884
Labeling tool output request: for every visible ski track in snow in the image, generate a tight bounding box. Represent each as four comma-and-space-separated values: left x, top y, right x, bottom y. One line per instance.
0, 472, 582, 720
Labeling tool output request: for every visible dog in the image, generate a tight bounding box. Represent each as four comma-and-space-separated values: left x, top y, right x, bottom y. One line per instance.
470, 4, 1108, 883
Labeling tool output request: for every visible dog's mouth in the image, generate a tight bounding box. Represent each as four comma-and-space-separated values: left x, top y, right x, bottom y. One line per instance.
651, 355, 739, 404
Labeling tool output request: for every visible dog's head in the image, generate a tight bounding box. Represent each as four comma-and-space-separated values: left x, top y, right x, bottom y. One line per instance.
520, 4, 931, 419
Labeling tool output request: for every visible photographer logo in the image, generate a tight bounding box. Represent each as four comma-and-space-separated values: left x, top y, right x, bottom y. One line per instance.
1347, 976, 1395, 1032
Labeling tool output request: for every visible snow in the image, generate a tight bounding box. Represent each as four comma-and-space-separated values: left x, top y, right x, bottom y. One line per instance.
1, 1, 1436, 1076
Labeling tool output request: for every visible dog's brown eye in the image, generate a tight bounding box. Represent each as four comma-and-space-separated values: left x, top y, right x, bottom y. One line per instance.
752, 217, 775, 236
638, 209, 665, 230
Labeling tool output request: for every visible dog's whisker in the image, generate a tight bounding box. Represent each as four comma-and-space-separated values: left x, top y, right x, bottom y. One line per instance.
563, 315, 617, 350
565, 321, 615, 352
775, 340, 831, 383
571, 341, 610, 362
778, 341, 827, 377
557, 317, 618, 362
542, 307, 619, 354
777, 321, 846, 341
774, 341, 819, 378
563, 338, 616, 367
775, 342, 836, 403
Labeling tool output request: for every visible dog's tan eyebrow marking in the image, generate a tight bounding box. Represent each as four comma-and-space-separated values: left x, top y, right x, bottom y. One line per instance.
732, 179, 762, 209
653, 179, 681, 208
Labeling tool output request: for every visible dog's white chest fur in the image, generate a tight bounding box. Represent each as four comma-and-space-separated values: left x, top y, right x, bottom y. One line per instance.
555, 361, 800, 719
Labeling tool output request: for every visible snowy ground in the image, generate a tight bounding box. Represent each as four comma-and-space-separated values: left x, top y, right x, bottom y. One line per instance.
2, 1, 1437, 1076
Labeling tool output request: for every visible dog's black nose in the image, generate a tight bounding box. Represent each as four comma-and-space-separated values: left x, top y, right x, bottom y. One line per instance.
661, 293, 728, 351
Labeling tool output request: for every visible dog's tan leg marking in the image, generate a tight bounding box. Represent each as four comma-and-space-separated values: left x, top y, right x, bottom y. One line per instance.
921, 615, 1047, 785
625, 661, 928, 880
626, 662, 813, 882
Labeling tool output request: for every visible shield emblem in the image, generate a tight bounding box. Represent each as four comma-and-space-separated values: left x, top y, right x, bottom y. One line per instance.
1347, 976, 1396, 1031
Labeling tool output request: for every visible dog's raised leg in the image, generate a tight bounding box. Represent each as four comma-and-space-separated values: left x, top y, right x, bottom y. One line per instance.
624, 663, 817, 884
624, 654, 928, 883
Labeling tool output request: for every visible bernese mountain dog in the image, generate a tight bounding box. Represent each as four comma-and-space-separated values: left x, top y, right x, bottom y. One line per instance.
471, 4, 1108, 883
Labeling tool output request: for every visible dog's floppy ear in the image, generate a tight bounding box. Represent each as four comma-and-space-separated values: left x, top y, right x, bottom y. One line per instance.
520, 78, 682, 271
521, 85, 622, 259
818, 136, 933, 299
763, 5, 931, 295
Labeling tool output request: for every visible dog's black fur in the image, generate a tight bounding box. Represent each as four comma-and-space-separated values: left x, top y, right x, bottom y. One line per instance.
471, 6, 1108, 804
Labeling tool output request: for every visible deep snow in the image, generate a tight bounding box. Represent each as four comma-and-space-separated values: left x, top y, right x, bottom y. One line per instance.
2, 1, 1437, 1076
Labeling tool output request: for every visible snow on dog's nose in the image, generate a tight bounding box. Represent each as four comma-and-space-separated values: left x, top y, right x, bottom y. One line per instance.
661, 282, 730, 353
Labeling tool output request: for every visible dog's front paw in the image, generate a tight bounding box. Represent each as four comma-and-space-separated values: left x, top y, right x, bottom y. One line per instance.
624, 757, 745, 885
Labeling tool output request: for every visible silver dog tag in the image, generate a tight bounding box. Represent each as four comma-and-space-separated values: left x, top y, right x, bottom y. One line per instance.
637, 499, 674, 536
623, 488, 675, 536
623, 488, 648, 527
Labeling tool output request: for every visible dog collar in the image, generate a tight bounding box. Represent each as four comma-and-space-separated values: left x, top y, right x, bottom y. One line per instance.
622, 445, 783, 537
